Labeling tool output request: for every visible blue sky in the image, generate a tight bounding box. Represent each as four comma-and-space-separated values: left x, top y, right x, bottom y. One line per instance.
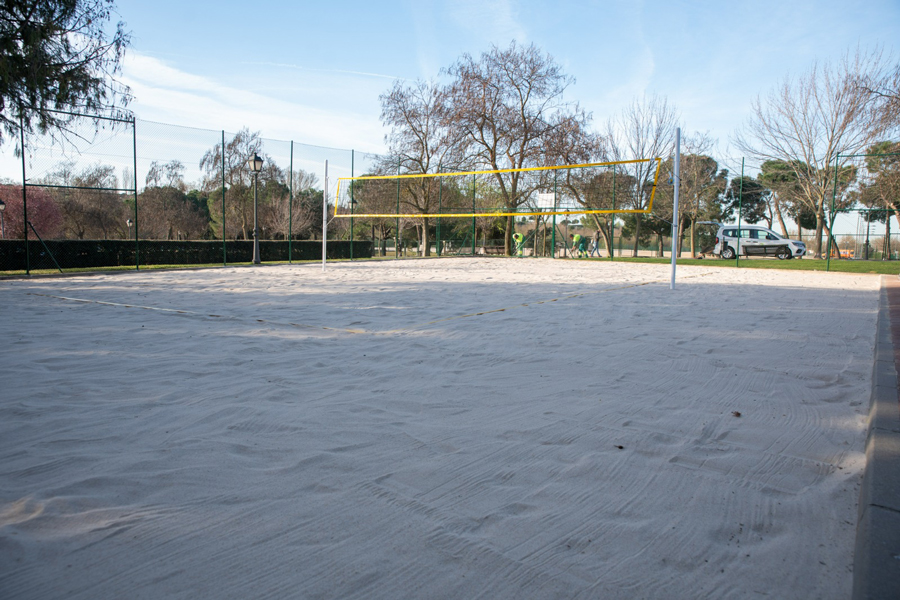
109, 0, 899, 156
0, 0, 895, 177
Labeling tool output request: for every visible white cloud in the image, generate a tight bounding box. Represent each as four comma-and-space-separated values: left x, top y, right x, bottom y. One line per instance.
120, 52, 388, 154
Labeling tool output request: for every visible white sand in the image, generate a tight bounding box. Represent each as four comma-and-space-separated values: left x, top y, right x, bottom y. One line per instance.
0, 259, 879, 599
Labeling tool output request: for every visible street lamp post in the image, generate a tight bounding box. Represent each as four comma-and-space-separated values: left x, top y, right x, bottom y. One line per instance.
248, 152, 264, 264
0, 199, 5, 239
126, 218, 133, 239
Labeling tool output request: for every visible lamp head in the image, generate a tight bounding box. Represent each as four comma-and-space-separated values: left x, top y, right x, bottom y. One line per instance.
249, 152, 264, 173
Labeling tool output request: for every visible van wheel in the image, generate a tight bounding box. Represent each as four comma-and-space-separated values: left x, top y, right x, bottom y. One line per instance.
721, 246, 735, 260
776, 246, 791, 260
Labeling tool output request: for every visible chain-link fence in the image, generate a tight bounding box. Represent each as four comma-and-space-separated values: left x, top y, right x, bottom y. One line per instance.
3, 117, 897, 275
630, 153, 900, 265
0, 113, 379, 275
827, 148, 900, 263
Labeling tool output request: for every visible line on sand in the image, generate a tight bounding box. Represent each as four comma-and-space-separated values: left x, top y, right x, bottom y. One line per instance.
28, 272, 714, 335
27, 293, 367, 334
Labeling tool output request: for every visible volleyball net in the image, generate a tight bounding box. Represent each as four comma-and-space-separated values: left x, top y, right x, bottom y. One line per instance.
332, 158, 663, 220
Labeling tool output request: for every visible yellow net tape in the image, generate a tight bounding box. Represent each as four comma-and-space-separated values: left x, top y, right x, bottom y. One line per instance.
333, 157, 662, 219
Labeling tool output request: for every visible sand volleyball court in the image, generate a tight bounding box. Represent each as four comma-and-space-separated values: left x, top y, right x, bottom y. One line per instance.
0, 259, 879, 598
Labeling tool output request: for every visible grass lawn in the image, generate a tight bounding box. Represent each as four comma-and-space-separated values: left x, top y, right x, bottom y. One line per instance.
611, 256, 900, 275
0, 263, 251, 278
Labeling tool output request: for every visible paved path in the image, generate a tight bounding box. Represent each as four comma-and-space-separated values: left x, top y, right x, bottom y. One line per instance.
853, 275, 900, 599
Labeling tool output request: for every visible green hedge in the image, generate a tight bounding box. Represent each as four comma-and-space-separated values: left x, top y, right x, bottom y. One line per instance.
0, 239, 373, 272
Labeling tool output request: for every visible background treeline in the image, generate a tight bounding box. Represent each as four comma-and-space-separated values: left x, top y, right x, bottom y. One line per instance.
365, 43, 900, 259
0, 128, 326, 244
2, 43, 898, 261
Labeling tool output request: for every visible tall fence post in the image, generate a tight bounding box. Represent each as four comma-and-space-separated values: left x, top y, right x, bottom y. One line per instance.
471, 173, 476, 255
222, 130, 227, 266
437, 163, 442, 257
736, 158, 744, 268
552, 170, 557, 258
132, 117, 139, 270
289, 140, 293, 264
20, 112, 29, 275
611, 165, 616, 260
350, 149, 354, 261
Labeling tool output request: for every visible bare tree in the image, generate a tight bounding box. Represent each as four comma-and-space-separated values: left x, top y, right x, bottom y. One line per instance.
261, 168, 321, 241
673, 135, 727, 256
139, 187, 207, 240
289, 169, 320, 240
444, 41, 592, 255
145, 160, 186, 190
604, 95, 679, 256
858, 55, 900, 133
349, 170, 417, 255
379, 79, 460, 256
734, 48, 888, 257
200, 128, 265, 241
39, 162, 124, 239
139, 160, 207, 240
545, 124, 617, 254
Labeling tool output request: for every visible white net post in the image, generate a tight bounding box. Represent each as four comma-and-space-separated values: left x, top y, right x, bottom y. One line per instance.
322, 160, 328, 271
670, 128, 681, 290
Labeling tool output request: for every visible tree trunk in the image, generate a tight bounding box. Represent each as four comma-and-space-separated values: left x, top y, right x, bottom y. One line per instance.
689, 219, 696, 257
891, 205, 900, 249
590, 214, 613, 257
631, 215, 642, 257
421, 218, 430, 256
774, 195, 789, 237
822, 210, 838, 260
602, 223, 612, 256
814, 201, 826, 258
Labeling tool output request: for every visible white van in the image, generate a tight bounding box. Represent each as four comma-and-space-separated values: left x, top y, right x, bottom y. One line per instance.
710, 223, 806, 260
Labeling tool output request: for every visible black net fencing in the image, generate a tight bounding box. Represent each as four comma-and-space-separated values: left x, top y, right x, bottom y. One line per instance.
1, 113, 380, 275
